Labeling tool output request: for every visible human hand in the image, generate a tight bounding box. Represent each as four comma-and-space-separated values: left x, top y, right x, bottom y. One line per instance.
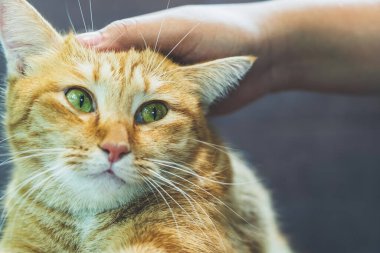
77, 1, 380, 115
76, 4, 276, 115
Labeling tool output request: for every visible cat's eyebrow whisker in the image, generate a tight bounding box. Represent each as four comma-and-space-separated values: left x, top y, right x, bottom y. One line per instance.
137, 27, 148, 50
153, 22, 201, 73
146, 53, 162, 76
77, 0, 88, 32
154, 0, 171, 53
65, 2, 77, 34
89, 0, 94, 31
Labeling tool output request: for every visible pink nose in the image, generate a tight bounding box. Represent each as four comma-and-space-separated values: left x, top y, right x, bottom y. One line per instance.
100, 143, 130, 163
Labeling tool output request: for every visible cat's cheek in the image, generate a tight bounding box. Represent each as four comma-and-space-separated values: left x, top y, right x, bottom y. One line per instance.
131, 119, 193, 159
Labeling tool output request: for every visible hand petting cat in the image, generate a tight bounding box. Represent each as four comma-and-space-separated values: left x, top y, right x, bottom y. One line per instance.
77, 0, 380, 115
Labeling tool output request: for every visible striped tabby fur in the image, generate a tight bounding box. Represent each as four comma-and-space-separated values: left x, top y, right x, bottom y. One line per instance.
0, 0, 293, 252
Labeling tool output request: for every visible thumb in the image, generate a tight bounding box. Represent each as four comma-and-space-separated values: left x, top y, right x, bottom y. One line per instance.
76, 15, 186, 54
76, 11, 197, 61
76, 19, 145, 50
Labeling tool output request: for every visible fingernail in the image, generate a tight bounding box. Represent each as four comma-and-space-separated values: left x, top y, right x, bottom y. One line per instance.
76, 32, 102, 46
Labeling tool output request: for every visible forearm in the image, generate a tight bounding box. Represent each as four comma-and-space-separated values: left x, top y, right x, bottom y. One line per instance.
76, 1, 380, 114
239, 0, 380, 94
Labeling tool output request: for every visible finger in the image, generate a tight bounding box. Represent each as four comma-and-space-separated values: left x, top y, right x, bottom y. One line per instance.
76, 18, 147, 50
76, 13, 194, 56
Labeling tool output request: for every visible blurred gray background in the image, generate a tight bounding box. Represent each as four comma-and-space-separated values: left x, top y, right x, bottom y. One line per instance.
0, 1, 379, 253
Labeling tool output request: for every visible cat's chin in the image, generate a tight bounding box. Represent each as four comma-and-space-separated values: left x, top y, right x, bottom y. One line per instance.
51, 168, 145, 214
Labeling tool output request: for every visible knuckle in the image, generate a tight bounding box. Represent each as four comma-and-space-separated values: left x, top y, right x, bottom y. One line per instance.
105, 19, 137, 36
102, 19, 138, 47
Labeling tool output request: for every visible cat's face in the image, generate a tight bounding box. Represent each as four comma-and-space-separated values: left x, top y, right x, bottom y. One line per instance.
1, 0, 254, 213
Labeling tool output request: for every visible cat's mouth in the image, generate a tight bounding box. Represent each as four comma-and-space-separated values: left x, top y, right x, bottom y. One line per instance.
87, 165, 127, 185
102, 168, 127, 184
106, 169, 115, 175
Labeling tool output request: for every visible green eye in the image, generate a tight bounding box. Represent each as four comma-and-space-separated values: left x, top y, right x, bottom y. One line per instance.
65, 88, 94, 113
136, 102, 168, 124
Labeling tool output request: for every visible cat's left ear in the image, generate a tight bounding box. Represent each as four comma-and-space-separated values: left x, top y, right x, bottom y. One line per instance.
181, 56, 256, 108
0, 0, 63, 78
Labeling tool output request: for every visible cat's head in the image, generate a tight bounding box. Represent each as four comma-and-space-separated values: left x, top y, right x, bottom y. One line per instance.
0, 0, 254, 213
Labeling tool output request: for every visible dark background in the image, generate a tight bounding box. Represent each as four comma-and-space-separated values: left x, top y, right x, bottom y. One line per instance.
0, 1, 379, 253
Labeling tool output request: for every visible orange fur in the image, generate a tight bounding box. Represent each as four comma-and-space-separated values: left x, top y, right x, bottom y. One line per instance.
0, 1, 293, 252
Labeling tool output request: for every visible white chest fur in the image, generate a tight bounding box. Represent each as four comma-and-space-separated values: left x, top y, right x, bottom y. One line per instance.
77, 214, 99, 242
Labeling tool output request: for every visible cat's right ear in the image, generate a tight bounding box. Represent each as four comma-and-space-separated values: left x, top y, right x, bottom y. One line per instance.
0, 0, 62, 78
180, 56, 255, 109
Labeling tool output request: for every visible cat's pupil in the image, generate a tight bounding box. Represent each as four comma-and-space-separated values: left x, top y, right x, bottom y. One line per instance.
152, 107, 157, 120
79, 94, 85, 108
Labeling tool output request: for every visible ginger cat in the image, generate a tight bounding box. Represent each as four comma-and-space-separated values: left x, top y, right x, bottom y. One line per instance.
0, 0, 293, 252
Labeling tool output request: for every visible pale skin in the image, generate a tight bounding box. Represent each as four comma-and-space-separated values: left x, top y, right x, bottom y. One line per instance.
77, 0, 380, 115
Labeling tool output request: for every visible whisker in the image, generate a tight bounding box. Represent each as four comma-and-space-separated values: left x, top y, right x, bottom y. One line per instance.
188, 138, 236, 155
152, 163, 256, 229
153, 23, 200, 73
0, 148, 67, 158
147, 158, 255, 186
0, 135, 14, 145
0, 169, 52, 201
65, 1, 77, 34
145, 179, 182, 241
6, 172, 57, 239
137, 26, 148, 50
149, 170, 201, 221
149, 169, 227, 249
148, 170, 213, 239
0, 151, 66, 168
22, 168, 65, 215
89, 0, 94, 31
164, 171, 227, 219
154, 0, 171, 53
147, 159, 194, 173
0, 167, 57, 232
140, 176, 159, 203
77, 0, 88, 32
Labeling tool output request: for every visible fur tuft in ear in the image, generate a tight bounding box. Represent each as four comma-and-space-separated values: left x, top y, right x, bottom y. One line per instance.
0, 0, 62, 77
181, 56, 256, 106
